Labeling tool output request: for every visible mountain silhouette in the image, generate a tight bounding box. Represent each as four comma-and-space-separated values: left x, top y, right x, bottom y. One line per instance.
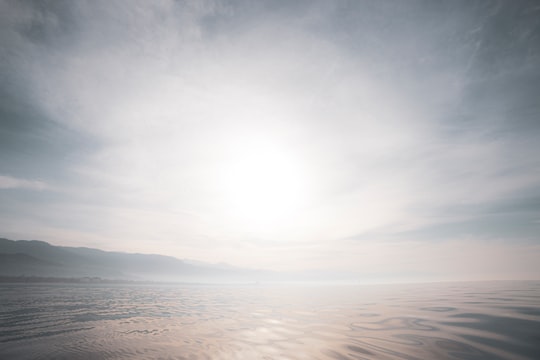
0, 238, 266, 282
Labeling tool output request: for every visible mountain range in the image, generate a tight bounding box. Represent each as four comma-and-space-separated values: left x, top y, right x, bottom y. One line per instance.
0, 237, 268, 283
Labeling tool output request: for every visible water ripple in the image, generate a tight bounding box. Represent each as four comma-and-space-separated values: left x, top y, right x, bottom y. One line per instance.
0, 282, 539, 359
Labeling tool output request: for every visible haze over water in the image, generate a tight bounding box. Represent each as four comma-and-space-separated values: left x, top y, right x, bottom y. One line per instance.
2, 0, 540, 281
2, 281, 540, 360
1, 1, 540, 358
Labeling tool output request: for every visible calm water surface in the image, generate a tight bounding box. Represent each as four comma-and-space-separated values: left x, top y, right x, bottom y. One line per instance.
1, 281, 539, 359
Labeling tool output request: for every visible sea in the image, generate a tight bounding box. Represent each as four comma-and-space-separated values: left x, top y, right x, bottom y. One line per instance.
1, 281, 539, 359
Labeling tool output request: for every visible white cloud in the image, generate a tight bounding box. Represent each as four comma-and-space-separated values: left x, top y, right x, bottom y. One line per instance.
1, 1, 539, 280
0, 175, 49, 190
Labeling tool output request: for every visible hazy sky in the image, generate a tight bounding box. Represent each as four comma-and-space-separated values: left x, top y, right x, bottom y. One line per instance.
1, 0, 540, 282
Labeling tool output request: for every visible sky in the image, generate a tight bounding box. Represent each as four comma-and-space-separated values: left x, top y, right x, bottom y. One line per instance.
1, 0, 540, 282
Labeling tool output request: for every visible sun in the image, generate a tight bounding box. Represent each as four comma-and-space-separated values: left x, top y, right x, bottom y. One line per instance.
219, 139, 307, 232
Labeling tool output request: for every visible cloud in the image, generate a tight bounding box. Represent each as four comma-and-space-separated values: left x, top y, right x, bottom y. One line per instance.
0, 0, 539, 280
0, 175, 48, 190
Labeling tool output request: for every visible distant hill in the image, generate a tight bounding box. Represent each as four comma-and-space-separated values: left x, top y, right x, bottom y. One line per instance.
0, 253, 62, 276
0, 238, 267, 282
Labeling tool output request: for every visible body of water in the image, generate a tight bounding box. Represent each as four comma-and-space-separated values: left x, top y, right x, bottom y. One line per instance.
1, 281, 539, 359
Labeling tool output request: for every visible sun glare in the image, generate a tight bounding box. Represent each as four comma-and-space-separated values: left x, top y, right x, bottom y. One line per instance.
219, 139, 307, 232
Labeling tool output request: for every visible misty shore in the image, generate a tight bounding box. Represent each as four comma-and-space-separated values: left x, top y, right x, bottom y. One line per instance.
0, 276, 156, 284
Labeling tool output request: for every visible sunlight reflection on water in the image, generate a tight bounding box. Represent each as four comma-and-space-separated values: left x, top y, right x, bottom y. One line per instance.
1, 281, 539, 359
